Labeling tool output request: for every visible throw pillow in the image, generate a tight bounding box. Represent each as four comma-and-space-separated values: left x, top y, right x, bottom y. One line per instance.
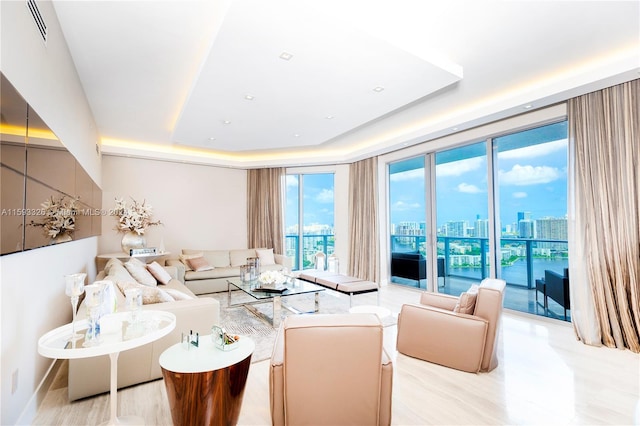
104, 257, 123, 275
453, 284, 480, 314
124, 259, 157, 287
117, 281, 174, 304
163, 288, 195, 301
186, 256, 214, 272
256, 248, 276, 265
179, 253, 203, 271
147, 261, 172, 285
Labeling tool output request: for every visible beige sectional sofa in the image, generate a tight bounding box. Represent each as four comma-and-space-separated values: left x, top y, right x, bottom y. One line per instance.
166, 248, 293, 294
68, 258, 220, 401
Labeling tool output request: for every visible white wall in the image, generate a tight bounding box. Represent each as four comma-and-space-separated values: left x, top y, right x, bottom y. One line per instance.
100, 156, 248, 255
1, 1, 101, 424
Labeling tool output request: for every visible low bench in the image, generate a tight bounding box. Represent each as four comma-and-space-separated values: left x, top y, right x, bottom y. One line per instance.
297, 270, 379, 307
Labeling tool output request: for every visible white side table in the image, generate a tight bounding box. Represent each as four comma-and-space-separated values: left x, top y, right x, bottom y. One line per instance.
38, 310, 176, 425
159, 335, 255, 425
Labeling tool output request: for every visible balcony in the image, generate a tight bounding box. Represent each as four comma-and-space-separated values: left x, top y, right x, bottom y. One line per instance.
390, 234, 570, 321
285, 234, 334, 271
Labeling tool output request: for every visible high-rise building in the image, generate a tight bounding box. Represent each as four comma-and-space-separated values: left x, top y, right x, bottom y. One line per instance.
518, 219, 535, 238
446, 220, 468, 237
536, 217, 568, 250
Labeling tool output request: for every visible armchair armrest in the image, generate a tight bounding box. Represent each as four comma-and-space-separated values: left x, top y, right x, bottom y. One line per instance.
397, 303, 488, 373
270, 325, 286, 426
274, 253, 293, 270
165, 259, 185, 283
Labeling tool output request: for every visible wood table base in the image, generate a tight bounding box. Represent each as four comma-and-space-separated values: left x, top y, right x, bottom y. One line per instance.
161, 353, 252, 426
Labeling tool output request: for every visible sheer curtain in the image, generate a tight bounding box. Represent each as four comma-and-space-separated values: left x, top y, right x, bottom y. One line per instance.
247, 168, 285, 255
568, 78, 639, 352
348, 157, 378, 282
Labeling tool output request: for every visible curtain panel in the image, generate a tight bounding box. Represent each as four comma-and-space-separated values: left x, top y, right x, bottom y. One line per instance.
347, 157, 378, 282
568, 78, 639, 352
247, 168, 285, 255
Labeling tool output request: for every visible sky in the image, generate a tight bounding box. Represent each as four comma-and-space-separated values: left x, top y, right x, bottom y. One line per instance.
286, 122, 568, 233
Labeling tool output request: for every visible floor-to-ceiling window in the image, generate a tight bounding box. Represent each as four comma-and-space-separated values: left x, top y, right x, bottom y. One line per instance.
494, 121, 569, 319
388, 157, 427, 288
435, 141, 490, 296
285, 173, 335, 270
386, 119, 570, 321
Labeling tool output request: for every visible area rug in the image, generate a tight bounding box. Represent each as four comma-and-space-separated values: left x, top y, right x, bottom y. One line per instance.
202, 289, 397, 363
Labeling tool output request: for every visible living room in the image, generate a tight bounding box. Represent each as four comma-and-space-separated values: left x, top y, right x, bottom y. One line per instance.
2, 1, 639, 425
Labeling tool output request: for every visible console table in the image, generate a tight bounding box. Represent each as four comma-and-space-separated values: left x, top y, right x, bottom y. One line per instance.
159, 335, 255, 426
38, 310, 176, 425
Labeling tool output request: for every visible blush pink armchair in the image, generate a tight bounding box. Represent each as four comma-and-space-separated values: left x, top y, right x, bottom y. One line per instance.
269, 313, 393, 425
396, 278, 506, 373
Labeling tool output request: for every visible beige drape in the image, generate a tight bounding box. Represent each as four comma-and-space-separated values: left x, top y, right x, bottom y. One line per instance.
568, 78, 639, 352
348, 157, 378, 282
247, 168, 285, 255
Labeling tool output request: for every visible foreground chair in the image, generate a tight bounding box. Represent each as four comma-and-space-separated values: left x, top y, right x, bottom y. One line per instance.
396, 278, 506, 373
270, 313, 393, 425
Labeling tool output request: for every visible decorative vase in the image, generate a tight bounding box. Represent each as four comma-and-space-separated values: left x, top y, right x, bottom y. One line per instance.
51, 233, 73, 245
121, 231, 146, 254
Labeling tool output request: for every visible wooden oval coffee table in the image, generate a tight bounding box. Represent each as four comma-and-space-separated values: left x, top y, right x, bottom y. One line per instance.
159, 335, 255, 426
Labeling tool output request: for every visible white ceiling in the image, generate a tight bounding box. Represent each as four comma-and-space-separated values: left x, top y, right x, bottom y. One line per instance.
51, 0, 639, 168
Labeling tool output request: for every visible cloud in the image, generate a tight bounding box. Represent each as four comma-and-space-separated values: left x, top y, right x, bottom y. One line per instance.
390, 168, 423, 182
285, 175, 298, 187
436, 157, 483, 177
391, 201, 421, 211
457, 183, 483, 193
512, 191, 528, 198
498, 139, 567, 160
499, 164, 562, 186
315, 188, 334, 203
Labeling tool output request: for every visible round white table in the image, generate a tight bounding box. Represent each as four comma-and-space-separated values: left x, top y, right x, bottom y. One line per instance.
38, 310, 176, 425
159, 335, 255, 426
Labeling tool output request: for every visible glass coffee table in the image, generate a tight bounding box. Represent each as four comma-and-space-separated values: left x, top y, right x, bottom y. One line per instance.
227, 277, 325, 327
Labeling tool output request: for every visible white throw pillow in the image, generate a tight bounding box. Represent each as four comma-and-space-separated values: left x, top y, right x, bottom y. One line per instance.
117, 281, 174, 304
124, 259, 157, 287
147, 261, 172, 285
256, 248, 276, 265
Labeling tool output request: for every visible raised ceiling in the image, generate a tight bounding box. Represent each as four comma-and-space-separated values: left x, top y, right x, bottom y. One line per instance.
51, 0, 639, 168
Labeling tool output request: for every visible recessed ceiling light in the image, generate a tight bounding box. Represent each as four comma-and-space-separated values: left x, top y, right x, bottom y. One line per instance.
293, 133, 300, 138
452, 127, 458, 131
208, 137, 216, 141
524, 104, 532, 109
279, 52, 293, 61
223, 120, 231, 124
244, 95, 254, 101
325, 115, 334, 120
373, 86, 384, 92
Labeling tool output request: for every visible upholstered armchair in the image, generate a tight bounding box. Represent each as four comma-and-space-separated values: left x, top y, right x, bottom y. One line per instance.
270, 313, 393, 425
396, 278, 506, 373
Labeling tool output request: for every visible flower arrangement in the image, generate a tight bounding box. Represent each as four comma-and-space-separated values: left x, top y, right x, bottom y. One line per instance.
30, 195, 78, 238
258, 270, 287, 286
113, 197, 161, 235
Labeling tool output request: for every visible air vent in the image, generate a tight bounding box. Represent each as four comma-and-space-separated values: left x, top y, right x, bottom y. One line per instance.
26, 0, 47, 44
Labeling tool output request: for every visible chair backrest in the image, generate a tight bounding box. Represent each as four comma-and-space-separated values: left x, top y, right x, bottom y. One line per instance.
282, 313, 384, 425
474, 278, 506, 372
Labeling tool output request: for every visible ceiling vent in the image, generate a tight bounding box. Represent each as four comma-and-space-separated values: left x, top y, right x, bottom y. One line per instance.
26, 0, 47, 44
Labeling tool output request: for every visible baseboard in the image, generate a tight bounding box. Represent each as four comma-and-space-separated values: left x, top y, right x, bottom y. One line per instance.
16, 358, 65, 425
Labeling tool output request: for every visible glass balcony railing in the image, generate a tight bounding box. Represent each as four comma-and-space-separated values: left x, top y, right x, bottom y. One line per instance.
390, 234, 568, 288
285, 234, 335, 271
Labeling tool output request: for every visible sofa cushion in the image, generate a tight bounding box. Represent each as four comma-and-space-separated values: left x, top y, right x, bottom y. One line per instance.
454, 284, 479, 314
185, 267, 241, 281
124, 258, 157, 287
256, 248, 276, 265
183, 249, 231, 268
187, 256, 214, 272
147, 261, 172, 285
116, 281, 174, 304
230, 249, 256, 267
163, 287, 195, 301
104, 257, 123, 274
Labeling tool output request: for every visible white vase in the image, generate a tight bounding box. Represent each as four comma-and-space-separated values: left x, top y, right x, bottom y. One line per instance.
51, 233, 73, 245
121, 231, 146, 254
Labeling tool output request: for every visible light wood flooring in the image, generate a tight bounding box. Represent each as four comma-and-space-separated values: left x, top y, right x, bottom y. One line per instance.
32, 284, 639, 425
